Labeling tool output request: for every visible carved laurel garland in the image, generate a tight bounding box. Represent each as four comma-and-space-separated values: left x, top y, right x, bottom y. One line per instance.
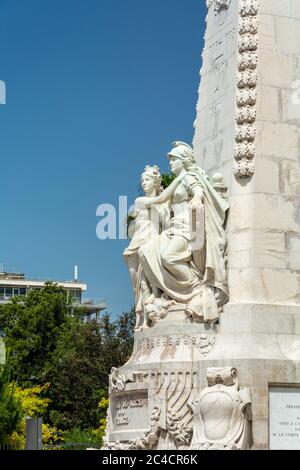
234, 0, 259, 179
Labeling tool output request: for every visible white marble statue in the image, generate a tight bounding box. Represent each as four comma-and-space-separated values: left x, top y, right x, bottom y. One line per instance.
135, 142, 229, 323
123, 165, 170, 330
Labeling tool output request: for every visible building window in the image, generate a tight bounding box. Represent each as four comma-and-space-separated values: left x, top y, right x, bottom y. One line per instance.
5, 288, 12, 298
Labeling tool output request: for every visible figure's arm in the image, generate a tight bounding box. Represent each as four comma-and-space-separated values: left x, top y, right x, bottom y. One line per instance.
135, 175, 184, 208
185, 174, 204, 210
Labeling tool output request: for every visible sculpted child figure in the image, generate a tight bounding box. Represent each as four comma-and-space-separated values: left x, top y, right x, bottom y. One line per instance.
135, 142, 229, 323
123, 165, 170, 330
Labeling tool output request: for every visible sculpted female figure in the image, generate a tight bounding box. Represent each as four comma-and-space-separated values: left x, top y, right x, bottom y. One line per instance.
123, 165, 170, 330
135, 142, 229, 323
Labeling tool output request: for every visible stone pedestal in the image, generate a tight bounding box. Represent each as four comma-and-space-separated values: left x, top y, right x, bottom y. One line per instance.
105, 307, 255, 450
105, 307, 216, 450
200, 303, 300, 449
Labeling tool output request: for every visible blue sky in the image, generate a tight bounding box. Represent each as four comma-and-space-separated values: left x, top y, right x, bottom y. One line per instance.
0, 0, 206, 318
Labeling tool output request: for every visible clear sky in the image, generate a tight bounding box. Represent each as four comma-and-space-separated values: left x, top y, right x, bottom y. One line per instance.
0, 0, 207, 318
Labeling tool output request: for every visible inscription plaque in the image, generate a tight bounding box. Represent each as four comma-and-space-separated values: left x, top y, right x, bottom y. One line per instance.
269, 386, 300, 450
110, 390, 149, 441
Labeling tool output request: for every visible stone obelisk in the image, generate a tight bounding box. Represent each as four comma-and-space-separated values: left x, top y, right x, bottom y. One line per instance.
194, 0, 300, 450
104, 0, 300, 451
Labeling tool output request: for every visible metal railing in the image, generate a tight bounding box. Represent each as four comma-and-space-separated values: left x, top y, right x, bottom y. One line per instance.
80, 298, 106, 306
0, 443, 17, 450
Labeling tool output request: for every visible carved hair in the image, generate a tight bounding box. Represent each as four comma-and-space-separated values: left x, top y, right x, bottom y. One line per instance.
141, 165, 163, 194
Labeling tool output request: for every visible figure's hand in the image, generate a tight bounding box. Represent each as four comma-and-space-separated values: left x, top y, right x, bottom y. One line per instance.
189, 196, 203, 211
128, 209, 138, 219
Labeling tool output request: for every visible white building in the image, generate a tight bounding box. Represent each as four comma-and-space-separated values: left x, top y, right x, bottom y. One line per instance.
0, 269, 106, 323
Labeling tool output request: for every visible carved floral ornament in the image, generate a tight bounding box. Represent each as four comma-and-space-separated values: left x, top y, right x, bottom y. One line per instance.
234, 0, 259, 180
206, 0, 231, 14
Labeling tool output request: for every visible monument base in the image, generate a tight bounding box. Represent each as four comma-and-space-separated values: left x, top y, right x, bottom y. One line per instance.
200, 303, 300, 450
105, 303, 300, 450
105, 306, 214, 450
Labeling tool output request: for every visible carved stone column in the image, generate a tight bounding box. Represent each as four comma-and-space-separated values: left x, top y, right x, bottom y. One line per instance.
193, 0, 300, 450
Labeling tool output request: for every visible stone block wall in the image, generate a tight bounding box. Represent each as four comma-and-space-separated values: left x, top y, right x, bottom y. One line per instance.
194, 0, 300, 306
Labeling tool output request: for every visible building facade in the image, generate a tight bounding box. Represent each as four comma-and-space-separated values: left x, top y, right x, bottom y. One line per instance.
0, 270, 106, 323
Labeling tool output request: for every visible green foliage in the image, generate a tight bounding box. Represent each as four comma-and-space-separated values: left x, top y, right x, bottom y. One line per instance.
161, 171, 175, 189
99, 309, 135, 374
42, 424, 65, 448
96, 395, 109, 447
0, 283, 135, 443
46, 319, 107, 430
62, 427, 101, 450
0, 364, 23, 444
0, 283, 71, 386
46, 309, 135, 431
8, 384, 64, 450
13, 384, 51, 418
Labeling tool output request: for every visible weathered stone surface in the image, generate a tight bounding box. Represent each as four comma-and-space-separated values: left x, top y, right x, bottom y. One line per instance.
194, 0, 300, 450
110, 390, 149, 441
105, 0, 300, 451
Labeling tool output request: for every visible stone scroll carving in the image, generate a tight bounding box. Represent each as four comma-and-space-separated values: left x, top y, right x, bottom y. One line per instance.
188, 367, 252, 450
109, 367, 149, 393
234, 0, 259, 179
124, 142, 229, 330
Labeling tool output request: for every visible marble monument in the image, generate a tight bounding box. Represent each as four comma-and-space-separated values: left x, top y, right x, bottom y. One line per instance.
104, 0, 300, 450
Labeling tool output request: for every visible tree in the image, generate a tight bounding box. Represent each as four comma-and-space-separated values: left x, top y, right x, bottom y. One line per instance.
0, 364, 23, 444
98, 309, 135, 376
0, 283, 136, 434
45, 308, 135, 430
8, 384, 64, 450
0, 283, 71, 386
